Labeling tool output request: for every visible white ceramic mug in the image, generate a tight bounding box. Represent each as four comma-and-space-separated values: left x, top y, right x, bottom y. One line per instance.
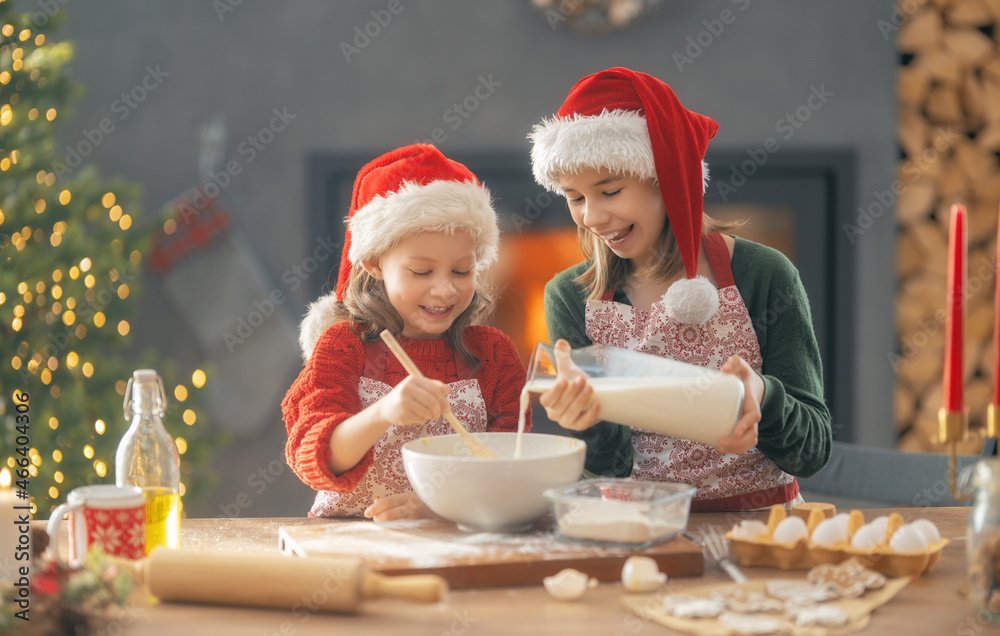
46, 485, 146, 566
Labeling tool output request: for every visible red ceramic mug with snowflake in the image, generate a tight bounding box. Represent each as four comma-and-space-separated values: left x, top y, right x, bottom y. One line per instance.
46, 485, 146, 566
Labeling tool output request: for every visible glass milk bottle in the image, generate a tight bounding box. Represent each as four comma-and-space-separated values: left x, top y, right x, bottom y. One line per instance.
116, 369, 182, 552
969, 459, 1000, 621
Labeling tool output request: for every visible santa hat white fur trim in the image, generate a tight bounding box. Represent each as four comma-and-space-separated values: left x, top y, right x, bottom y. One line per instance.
661, 276, 719, 326
528, 110, 710, 193
298, 293, 340, 361
347, 179, 500, 270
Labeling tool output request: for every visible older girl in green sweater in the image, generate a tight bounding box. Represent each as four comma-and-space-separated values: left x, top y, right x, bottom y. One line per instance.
528, 67, 832, 511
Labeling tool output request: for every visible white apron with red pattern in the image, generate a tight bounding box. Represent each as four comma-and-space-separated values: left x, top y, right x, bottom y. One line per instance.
309, 342, 488, 517
584, 232, 798, 511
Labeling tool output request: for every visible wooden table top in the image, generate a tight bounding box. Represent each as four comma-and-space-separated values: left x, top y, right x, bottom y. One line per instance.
37, 507, 982, 635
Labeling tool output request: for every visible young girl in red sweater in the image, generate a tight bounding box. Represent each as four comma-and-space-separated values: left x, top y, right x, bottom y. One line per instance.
282, 144, 528, 521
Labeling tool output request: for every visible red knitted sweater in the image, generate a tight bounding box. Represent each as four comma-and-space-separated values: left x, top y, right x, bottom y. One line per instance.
282, 322, 530, 493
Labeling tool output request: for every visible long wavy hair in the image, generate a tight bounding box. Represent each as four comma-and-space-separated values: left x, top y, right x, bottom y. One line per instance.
329, 262, 493, 371
575, 211, 744, 301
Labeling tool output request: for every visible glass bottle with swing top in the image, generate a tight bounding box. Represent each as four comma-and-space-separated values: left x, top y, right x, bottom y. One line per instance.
116, 369, 182, 552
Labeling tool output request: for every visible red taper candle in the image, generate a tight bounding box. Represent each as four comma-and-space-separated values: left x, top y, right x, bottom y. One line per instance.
944, 202, 966, 412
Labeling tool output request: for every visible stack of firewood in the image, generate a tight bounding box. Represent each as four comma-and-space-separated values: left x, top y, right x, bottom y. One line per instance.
896, 0, 1000, 452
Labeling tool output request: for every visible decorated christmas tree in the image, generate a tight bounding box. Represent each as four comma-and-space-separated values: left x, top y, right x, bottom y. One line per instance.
0, 3, 217, 516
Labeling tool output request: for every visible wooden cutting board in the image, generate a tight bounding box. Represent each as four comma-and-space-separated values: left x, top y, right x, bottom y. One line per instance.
278, 517, 702, 589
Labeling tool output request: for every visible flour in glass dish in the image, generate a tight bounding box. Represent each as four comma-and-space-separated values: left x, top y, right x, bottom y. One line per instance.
556, 505, 683, 544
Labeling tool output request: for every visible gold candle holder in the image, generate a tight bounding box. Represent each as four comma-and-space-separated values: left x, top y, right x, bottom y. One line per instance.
988, 403, 999, 439
938, 408, 973, 501
938, 408, 968, 444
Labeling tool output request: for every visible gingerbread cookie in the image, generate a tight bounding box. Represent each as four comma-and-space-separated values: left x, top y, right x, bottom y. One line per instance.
784, 604, 850, 627
765, 580, 838, 605
709, 587, 784, 613
659, 594, 725, 618
718, 611, 791, 634
807, 559, 886, 598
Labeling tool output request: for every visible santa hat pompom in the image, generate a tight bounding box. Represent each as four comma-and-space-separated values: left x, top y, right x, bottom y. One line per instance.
661, 276, 719, 325
299, 293, 340, 361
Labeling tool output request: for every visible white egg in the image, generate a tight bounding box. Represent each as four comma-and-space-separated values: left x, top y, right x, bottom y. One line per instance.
772, 516, 809, 544
829, 513, 851, 534
868, 515, 890, 538
621, 556, 667, 593
889, 525, 929, 553
850, 523, 884, 550
731, 519, 768, 540
810, 517, 848, 547
910, 518, 941, 545
543, 568, 593, 601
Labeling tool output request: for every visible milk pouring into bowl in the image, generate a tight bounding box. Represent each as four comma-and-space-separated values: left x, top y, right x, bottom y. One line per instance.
514, 342, 744, 456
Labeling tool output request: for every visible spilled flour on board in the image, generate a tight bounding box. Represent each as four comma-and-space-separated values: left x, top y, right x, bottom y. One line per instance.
297, 521, 481, 569
298, 518, 632, 568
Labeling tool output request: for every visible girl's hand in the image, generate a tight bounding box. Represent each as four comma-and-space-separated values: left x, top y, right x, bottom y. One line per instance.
717, 354, 764, 455
538, 339, 601, 431
364, 492, 438, 522
378, 376, 451, 428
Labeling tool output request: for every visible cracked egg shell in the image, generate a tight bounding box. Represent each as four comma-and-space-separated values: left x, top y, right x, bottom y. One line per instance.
543, 568, 593, 601
621, 556, 667, 593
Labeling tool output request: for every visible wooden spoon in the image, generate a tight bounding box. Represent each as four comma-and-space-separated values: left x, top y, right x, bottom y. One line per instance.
379, 329, 497, 459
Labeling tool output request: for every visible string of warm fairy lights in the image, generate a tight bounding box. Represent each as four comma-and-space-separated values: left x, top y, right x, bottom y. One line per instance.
0, 372, 206, 508
0, 6, 212, 516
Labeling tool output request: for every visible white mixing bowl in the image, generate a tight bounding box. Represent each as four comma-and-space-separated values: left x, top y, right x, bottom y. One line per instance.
402, 432, 586, 532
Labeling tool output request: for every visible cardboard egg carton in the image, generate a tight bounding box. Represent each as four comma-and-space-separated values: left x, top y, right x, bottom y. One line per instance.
726, 505, 949, 577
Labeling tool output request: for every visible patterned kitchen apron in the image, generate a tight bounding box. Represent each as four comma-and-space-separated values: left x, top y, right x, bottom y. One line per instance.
585, 231, 798, 511
310, 340, 488, 517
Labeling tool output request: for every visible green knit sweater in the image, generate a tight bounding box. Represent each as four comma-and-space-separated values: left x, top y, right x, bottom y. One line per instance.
543, 236, 833, 479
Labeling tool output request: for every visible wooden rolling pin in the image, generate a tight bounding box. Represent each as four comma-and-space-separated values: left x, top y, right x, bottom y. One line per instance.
119, 548, 448, 613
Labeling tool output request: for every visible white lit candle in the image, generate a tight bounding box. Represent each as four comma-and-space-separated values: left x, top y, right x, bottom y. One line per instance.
0, 469, 25, 584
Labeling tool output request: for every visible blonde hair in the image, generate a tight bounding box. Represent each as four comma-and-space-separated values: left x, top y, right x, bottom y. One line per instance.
329, 262, 493, 371
575, 212, 744, 301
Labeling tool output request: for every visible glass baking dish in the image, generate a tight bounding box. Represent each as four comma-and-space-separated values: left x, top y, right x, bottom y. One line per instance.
544, 479, 696, 549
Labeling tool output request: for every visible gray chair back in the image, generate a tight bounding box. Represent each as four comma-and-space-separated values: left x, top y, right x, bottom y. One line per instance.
797, 441, 979, 508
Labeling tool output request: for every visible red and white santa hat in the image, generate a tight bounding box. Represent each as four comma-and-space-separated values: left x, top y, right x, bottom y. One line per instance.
298, 143, 499, 359
528, 67, 721, 325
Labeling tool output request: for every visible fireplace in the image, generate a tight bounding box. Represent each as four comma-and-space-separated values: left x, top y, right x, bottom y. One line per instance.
307, 150, 855, 440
